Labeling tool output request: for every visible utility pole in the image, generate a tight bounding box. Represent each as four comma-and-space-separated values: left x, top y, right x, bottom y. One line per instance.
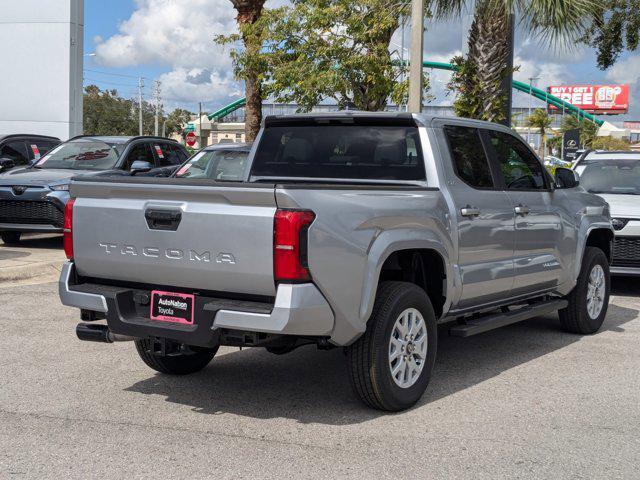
138, 77, 144, 136
407, 0, 425, 113
154, 80, 162, 136
527, 76, 539, 145
199, 102, 203, 148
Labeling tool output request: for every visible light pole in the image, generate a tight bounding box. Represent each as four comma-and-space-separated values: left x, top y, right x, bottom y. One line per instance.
407, 0, 425, 113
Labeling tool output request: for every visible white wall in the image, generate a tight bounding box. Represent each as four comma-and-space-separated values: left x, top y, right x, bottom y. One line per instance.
0, 0, 84, 140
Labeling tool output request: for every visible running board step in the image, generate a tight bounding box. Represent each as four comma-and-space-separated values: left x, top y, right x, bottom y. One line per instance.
449, 299, 568, 338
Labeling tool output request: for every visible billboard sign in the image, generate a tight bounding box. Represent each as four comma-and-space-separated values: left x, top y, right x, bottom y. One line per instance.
548, 84, 630, 115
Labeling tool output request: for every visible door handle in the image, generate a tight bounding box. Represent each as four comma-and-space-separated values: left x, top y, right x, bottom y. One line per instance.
514, 205, 530, 215
460, 206, 481, 217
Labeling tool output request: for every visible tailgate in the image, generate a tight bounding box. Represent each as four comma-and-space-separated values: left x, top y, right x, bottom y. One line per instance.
70, 178, 277, 297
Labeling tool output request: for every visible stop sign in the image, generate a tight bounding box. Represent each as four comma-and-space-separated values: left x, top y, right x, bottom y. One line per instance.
185, 132, 197, 147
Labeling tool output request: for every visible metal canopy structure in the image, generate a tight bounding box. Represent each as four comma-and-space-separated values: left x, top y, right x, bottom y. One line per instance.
207, 60, 604, 126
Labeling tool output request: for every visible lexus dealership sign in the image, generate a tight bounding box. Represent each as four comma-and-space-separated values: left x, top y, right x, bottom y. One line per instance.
548, 84, 630, 114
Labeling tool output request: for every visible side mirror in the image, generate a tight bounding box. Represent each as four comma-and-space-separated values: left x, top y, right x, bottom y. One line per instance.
0, 158, 16, 173
130, 160, 152, 175
555, 167, 580, 189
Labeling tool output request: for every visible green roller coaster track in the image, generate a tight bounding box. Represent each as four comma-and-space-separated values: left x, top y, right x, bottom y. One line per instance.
201, 60, 604, 126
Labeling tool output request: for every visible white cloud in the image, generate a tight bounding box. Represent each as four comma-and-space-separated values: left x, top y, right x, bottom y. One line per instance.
606, 55, 640, 85
95, 0, 242, 107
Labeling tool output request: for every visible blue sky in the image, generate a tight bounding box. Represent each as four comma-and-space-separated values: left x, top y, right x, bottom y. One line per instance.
84, 0, 640, 123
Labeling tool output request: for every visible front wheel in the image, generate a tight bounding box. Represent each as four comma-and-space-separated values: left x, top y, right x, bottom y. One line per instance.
346, 282, 437, 411
135, 339, 218, 375
559, 246, 610, 334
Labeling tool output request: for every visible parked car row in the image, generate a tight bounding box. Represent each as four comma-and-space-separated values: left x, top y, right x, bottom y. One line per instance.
0, 135, 190, 244
0, 134, 60, 173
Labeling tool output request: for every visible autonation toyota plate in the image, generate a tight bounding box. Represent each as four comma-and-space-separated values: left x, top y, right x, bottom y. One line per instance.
150, 291, 195, 325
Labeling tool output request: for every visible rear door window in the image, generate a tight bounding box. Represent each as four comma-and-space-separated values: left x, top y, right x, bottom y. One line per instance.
123, 143, 155, 170
0, 141, 30, 166
155, 143, 183, 166
29, 140, 58, 161
443, 125, 495, 189
251, 124, 425, 181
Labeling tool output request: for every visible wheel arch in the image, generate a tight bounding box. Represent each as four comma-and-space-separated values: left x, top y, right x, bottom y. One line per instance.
575, 224, 614, 279
360, 233, 454, 324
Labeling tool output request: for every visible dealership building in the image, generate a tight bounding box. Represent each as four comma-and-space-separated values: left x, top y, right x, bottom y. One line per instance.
0, 1, 84, 140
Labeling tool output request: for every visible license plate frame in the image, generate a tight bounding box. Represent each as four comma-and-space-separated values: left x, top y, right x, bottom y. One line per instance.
150, 290, 195, 325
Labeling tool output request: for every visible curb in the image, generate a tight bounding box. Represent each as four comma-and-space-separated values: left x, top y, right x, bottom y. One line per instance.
0, 260, 63, 285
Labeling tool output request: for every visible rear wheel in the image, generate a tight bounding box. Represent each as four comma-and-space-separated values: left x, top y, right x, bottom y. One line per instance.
346, 281, 437, 411
134, 339, 218, 375
0, 231, 21, 245
559, 247, 610, 334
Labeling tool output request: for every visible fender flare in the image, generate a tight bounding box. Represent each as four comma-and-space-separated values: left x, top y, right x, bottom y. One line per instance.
358, 229, 454, 323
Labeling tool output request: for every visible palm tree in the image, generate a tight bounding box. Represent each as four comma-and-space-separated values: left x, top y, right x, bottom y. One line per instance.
452, 0, 595, 123
229, 0, 266, 142
525, 108, 553, 158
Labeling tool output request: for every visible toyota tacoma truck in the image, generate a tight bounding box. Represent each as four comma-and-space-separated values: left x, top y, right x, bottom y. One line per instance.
59, 113, 613, 411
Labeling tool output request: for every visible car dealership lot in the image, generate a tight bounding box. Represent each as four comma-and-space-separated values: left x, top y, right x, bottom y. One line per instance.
1, 278, 639, 479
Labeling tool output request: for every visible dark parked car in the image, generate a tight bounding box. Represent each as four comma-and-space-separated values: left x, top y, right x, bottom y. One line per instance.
0, 135, 189, 244
0, 134, 61, 173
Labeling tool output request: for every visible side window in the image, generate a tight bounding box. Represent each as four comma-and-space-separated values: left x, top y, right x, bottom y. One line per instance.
0, 141, 29, 165
487, 131, 547, 190
32, 141, 57, 159
444, 125, 494, 189
123, 143, 155, 170
156, 144, 182, 166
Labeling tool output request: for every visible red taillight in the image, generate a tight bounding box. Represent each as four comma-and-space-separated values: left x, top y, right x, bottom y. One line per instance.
274, 209, 315, 282
63, 198, 75, 260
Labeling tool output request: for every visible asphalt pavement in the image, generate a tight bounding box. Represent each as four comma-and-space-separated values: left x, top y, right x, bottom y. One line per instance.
0, 273, 639, 478
0, 235, 65, 285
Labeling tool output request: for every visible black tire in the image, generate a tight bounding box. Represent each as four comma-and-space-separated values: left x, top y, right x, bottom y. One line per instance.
346, 281, 438, 411
559, 247, 610, 334
134, 339, 218, 375
0, 231, 21, 245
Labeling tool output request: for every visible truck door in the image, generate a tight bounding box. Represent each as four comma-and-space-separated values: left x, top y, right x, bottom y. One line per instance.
440, 125, 515, 309
484, 129, 565, 295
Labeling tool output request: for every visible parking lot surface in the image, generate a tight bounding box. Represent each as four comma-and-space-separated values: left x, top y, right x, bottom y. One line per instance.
0, 278, 639, 479
0, 235, 65, 286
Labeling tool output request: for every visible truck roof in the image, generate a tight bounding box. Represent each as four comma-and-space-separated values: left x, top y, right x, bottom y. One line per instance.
262, 111, 514, 131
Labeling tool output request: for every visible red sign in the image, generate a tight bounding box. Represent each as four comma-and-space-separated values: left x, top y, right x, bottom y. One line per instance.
623, 121, 640, 130
548, 84, 630, 114
185, 132, 197, 147
154, 145, 164, 158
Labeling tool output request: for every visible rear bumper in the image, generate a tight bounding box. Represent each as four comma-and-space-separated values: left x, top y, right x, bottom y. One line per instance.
0, 223, 63, 233
59, 262, 335, 346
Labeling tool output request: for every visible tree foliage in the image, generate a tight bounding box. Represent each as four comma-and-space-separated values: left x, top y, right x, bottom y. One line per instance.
560, 115, 600, 147
581, 0, 640, 69
525, 108, 553, 157
219, 0, 436, 112
450, 0, 595, 123
590, 135, 631, 150
83, 85, 192, 137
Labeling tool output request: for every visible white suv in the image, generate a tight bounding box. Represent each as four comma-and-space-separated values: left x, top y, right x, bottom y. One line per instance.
574, 151, 640, 275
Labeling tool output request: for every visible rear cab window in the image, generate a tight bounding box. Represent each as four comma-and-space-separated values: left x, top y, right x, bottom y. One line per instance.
250, 119, 426, 182
443, 125, 495, 189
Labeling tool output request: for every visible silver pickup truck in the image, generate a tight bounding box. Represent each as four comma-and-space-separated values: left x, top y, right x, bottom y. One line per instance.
59, 113, 613, 411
